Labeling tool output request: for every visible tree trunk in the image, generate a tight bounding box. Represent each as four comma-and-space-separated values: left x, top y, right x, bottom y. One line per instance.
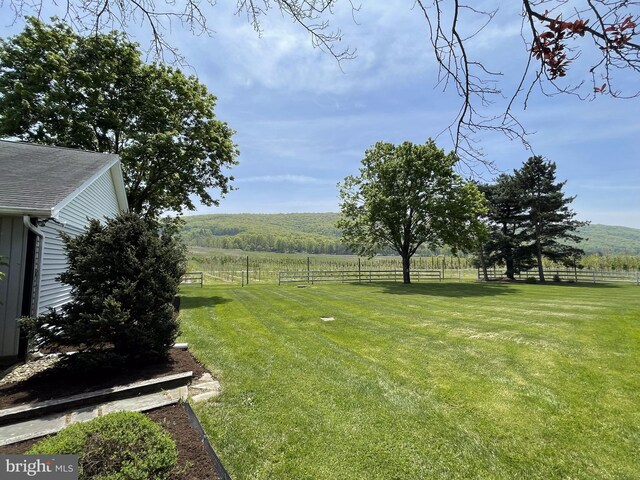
402, 254, 411, 284
505, 255, 515, 280
478, 247, 489, 281
535, 239, 545, 282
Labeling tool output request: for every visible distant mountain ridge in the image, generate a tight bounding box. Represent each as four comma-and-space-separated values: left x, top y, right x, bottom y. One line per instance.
181, 212, 640, 255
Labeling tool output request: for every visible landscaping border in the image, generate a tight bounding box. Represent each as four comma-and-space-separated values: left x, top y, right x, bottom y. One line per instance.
182, 402, 232, 480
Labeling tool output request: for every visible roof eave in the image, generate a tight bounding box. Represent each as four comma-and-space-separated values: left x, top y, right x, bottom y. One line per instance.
0, 206, 53, 218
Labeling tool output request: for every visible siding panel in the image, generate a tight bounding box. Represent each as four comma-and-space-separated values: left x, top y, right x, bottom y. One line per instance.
38, 169, 122, 314
38, 223, 72, 315
0, 216, 27, 357
58, 170, 120, 231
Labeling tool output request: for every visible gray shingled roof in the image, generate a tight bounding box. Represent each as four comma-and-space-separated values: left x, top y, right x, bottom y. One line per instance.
0, 141, 119, 215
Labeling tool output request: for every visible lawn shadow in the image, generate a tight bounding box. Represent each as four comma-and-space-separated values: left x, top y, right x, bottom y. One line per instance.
180, 295, 232, 310
538, 281, 624, 289
352, 281, 518, 298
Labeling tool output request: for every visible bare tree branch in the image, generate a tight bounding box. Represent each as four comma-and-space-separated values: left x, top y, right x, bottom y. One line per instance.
2, 0, 639, 170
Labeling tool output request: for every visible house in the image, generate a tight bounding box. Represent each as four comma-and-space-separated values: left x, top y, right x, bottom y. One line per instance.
0, 141, 128, 361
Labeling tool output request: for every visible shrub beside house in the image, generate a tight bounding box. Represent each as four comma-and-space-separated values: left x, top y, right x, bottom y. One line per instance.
0, 141, 128, 361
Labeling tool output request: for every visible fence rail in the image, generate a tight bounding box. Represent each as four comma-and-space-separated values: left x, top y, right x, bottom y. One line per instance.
181, 271, 204, 287
278, 269, 442, 285
480, 268, 640, 285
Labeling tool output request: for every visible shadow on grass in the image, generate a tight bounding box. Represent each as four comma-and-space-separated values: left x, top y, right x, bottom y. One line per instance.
180, 296, 232, 310
538, 281, 624, 289
352, 281, 518, 298
355, 280, 627, 297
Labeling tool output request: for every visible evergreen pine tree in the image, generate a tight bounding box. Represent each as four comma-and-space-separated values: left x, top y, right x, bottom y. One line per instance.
515, 156, 588, 282
480, 174, 534, 280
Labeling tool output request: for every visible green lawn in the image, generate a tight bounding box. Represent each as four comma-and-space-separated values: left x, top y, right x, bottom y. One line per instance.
178, 281, 640, 479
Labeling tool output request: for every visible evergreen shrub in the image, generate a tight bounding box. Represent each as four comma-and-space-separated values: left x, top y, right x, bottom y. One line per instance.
21, 212, 186, 361
28, 411, 177, 479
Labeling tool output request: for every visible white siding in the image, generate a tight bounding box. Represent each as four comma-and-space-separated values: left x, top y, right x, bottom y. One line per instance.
37, 169, 122, 314
58, 169, 121, 231
0, 216, 27, 357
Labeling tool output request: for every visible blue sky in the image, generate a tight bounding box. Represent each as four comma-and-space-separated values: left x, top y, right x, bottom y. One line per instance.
2, 1, 639, 227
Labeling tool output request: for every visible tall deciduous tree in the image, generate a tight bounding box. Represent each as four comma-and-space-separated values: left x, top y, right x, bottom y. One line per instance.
0, 18, 238, 217
515, 156, 588, 282
337, 140, 486, 284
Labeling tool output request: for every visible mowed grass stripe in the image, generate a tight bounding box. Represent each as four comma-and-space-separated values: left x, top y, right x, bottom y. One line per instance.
179, 282, 640, 479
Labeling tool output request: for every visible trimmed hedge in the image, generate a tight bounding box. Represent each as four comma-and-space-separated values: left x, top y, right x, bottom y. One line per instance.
28, 411, 177, 480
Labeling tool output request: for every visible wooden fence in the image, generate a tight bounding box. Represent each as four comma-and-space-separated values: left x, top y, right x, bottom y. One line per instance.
480, 268, 640, 285
278, 269, 442, 285
180, 271, 203, 287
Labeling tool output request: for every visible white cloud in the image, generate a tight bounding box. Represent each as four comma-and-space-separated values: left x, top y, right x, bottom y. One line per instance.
181, 1, 438, 96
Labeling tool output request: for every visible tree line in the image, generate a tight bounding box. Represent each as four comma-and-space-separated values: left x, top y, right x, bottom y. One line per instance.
337, 141, 587, 284
184, 231, 352, 255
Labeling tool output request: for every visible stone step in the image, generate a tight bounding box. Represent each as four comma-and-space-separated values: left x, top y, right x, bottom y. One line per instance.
0, 371, 193, 426
190, 381, 221, 391
190, 391, 220, 403
0, 386, 188, 446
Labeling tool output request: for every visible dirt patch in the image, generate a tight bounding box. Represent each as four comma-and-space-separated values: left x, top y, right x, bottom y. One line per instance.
0, 403, 221, 480
0, 349, 208, 410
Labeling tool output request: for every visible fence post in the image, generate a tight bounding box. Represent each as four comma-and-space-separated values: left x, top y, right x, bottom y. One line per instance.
593, 271, 596, 284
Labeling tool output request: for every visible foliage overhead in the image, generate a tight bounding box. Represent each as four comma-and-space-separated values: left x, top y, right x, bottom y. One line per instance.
0, 17, 238, 217
21, 212, 186, 361
2, 1, 638, 167
337, 139, 487, 283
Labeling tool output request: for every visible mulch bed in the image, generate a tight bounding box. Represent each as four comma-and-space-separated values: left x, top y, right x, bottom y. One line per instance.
0, 403, 220, 480
0, 348, 224, 479
0, 348, 208, 410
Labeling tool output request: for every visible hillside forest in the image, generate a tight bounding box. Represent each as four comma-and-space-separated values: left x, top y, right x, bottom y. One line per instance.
181, 213, 640, 272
